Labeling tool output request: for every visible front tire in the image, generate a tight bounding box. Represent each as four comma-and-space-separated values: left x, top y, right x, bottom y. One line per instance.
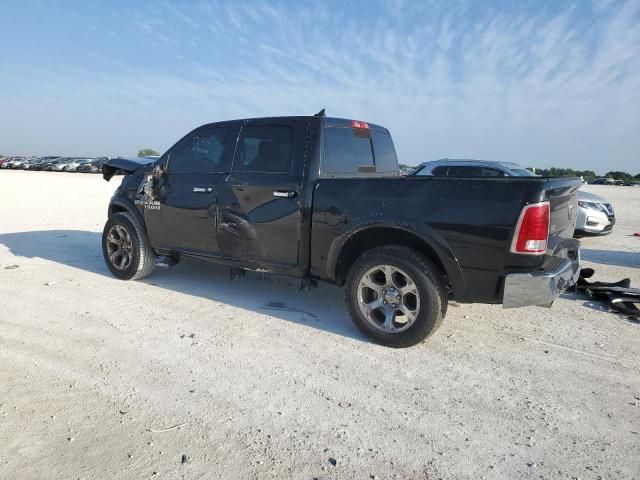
102, 212, 155, 280
345, 246, 446, 348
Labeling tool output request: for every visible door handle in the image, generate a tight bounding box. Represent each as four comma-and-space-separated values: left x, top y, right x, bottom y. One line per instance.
193, 186, 213, 193
273, 190, 297, 198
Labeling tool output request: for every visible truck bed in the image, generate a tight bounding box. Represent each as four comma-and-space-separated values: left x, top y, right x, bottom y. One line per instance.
310, 176, 581, 304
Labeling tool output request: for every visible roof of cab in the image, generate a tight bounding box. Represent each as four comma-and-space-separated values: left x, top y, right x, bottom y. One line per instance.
199, 115, 389, 133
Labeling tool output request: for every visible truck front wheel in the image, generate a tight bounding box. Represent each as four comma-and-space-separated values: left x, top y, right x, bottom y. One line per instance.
102, 212, 155, 281
345, 246, 446, 348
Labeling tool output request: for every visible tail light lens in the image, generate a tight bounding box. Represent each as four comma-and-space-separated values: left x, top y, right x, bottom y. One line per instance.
510, 202, 550, 254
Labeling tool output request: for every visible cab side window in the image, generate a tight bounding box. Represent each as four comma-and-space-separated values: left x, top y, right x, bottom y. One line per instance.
169, 127, 229, 174
447, 166, 483, 177
481, 168, 505, 177
431, 166, 449, 176
233, 125, 294, 173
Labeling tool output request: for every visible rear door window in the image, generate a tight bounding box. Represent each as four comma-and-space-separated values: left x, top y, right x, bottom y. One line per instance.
233, 125, 294, 173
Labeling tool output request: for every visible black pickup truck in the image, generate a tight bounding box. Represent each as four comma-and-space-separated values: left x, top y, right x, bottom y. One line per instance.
102, 114, 581, 347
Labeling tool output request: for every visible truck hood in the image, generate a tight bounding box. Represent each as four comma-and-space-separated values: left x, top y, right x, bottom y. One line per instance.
102, 157, 155, 181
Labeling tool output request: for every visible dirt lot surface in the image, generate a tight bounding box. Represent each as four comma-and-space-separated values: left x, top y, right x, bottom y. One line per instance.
1, 170, 639, 480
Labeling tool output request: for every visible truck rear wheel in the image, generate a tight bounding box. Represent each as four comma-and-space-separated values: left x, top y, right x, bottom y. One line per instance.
102, 212, 155, 281
345, 246, 446, 348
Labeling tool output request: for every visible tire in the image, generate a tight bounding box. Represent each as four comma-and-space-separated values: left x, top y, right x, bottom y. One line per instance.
345, 246, 447, 348
102, 212, 155, 280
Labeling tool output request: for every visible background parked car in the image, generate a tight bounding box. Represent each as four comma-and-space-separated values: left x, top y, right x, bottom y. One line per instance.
589, 178, 615, 185
77, 158, 104, 173
24, 157, 49, 170
51, 158, 83, 172
575, 191, 616, 237
412, 159, 615, 237
5, 157, 30, 169
27, 156, 61, 170
40, 158, 64, 171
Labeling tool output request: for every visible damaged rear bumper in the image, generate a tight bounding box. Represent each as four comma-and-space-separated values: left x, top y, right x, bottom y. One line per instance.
502, 239, 581, 309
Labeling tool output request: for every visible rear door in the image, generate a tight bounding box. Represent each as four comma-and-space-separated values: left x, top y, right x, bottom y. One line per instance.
217, 121, 306, 268
144, 125, 236, 255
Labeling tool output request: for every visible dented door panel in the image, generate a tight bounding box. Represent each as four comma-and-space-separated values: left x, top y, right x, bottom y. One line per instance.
218, 174, 301, 267
217, 121, 306, 269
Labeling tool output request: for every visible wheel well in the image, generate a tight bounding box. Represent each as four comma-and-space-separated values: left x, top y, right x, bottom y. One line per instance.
108, 203, 145, 230
335, 227, 448, 287
109, 204, 127, 216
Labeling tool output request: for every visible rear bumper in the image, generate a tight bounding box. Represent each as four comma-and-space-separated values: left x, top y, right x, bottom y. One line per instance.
502, 239, 581, 309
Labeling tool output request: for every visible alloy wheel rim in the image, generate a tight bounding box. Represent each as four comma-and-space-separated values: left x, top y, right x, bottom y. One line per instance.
106, 225, 133, 271
357, 264, 421, 334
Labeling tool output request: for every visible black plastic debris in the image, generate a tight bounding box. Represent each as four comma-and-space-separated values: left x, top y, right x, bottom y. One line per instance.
577, 268, 640, 320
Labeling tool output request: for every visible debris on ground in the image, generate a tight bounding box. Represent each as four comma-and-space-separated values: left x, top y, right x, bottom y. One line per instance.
145, 422, 188, 433
4, 265, 19, 270
577, 268, 640, 320
261, 302, 318, 318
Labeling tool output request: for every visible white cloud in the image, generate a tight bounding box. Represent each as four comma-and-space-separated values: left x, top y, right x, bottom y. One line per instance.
1, 0, 638, 172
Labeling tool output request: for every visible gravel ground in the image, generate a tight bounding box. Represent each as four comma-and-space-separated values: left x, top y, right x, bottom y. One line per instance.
1, 170, 639, 480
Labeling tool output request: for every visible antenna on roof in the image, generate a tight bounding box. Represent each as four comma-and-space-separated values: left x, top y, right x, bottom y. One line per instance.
314, 108, 326, 117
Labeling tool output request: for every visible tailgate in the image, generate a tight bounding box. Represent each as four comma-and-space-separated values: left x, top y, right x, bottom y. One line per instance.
544, 177, 581, 254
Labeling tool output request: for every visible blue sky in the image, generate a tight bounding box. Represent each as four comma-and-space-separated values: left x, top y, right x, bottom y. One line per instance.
0, 0, 638, 171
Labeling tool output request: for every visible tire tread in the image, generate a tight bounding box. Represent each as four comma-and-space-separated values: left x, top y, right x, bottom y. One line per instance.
345, 245, 447, 348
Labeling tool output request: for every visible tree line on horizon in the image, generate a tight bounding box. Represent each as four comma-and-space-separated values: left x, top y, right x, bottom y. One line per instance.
528, 167, 640, 182
397, 163, 639, 182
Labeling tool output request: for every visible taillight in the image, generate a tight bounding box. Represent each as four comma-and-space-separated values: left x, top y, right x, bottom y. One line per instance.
350, 120, 369, 129
510, 201, 550, 254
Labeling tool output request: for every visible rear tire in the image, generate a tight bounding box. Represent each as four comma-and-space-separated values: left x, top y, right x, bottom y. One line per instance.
345, 246, 446, 348
102, 212, 155, 280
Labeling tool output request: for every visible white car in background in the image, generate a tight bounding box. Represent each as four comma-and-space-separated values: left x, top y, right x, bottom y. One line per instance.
413, 159, 615, 237
574, 190, 615, 237
52, 158, 83, 172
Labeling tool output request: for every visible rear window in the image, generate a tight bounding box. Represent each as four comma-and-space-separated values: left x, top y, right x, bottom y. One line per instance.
371, 131, 397, 173
323, 127, 373, 175
323, 126, 398, 176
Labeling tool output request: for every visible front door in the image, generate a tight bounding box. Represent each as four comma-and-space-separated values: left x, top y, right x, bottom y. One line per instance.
144, 125, 236, 255
217, 122, 305, 269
